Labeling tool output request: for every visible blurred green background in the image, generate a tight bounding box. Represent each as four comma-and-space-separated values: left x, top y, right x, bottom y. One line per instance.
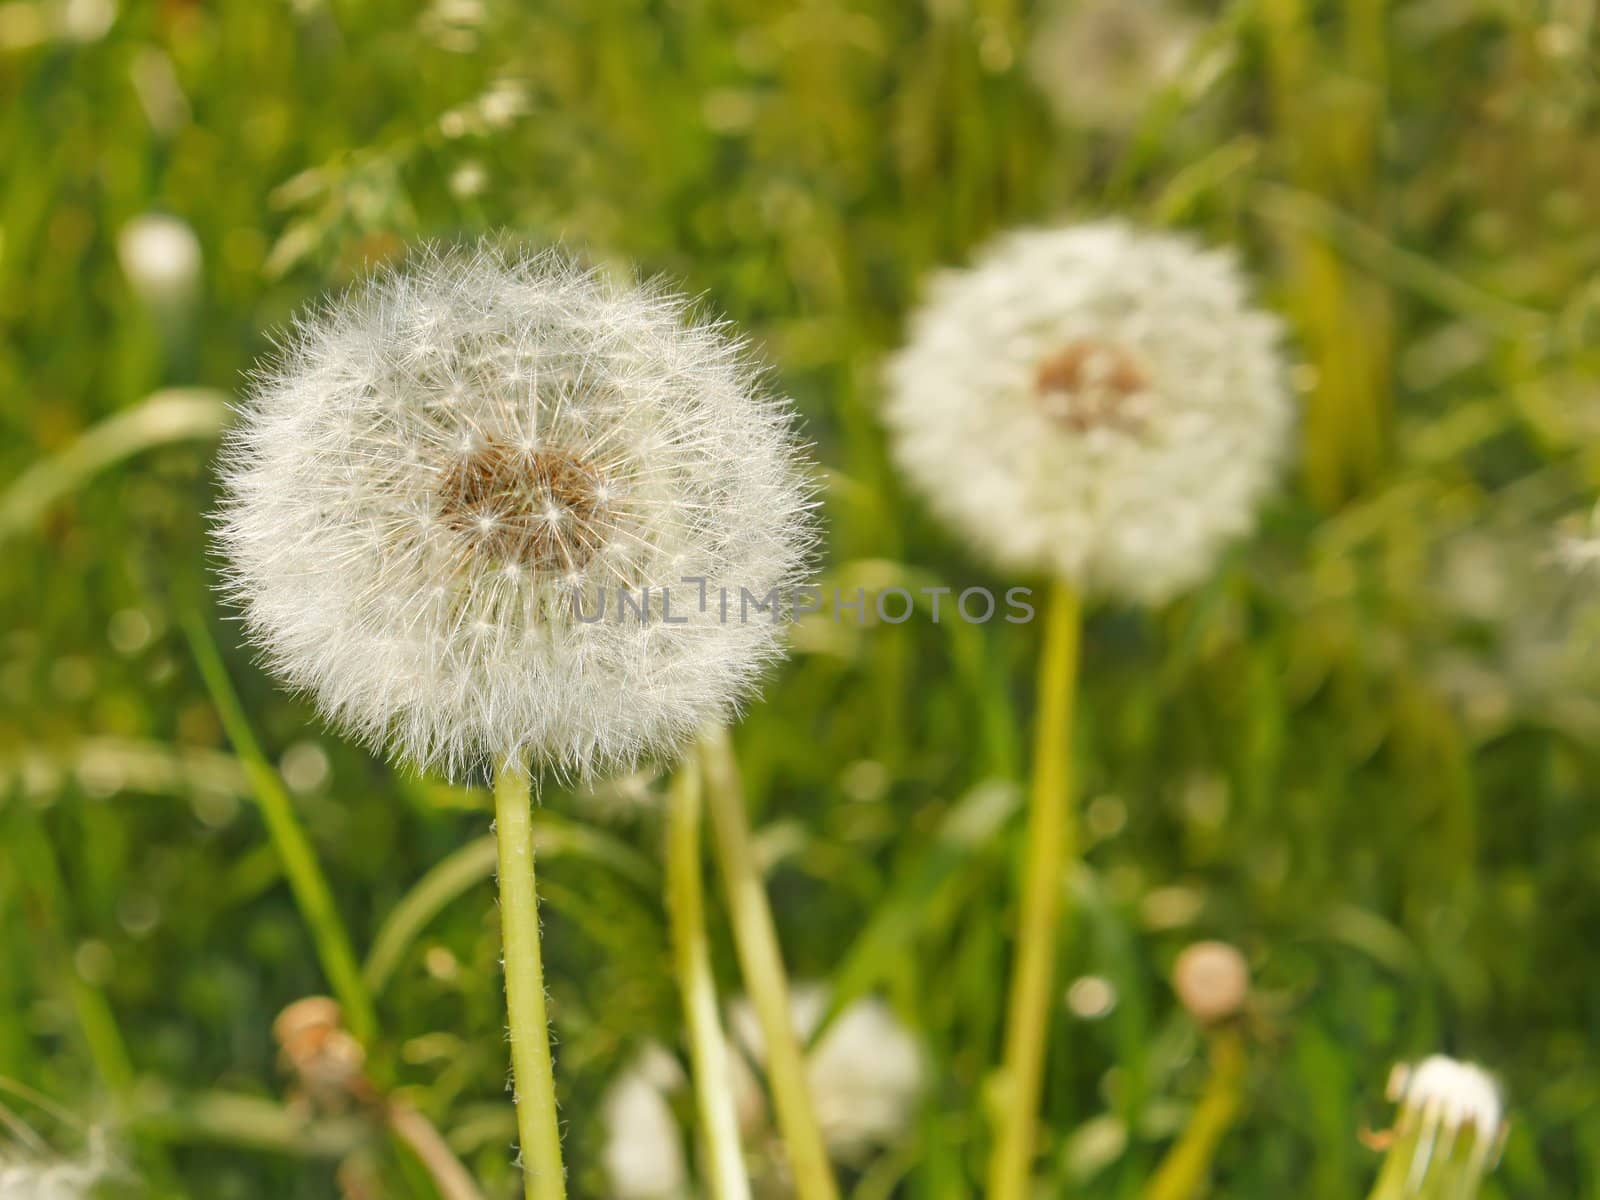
4, 0, 1600, 1195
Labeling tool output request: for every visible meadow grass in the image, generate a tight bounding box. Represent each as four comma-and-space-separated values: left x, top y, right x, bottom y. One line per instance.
3, 0, 1599, 1195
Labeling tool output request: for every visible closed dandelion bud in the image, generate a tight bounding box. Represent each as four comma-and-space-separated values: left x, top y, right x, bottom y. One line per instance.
215, 244, 815, 779
1171, 940, 1250, 1026
1367, 1056, 1506, 1200
884, 221, 1291, 605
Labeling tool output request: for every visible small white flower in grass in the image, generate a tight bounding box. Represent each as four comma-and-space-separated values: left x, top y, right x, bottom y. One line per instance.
599, 1046, 690, 1200
728, 985, 925, 1164
884, 221, 1292, 605
1370, 1056, 1506, 1198
117, 214, 201, 308
0, 1129, 116, 1200
216, 244, 814, 779
1553, 500, 1600, 574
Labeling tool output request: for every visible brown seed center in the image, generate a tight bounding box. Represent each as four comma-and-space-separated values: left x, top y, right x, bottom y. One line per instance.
1034, 339, 1151, 434
439, 439, 609, 572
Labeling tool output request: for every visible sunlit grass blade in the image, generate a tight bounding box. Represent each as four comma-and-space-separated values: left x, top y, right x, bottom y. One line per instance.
0, 389, 227, 542
181, 610, 379, 1045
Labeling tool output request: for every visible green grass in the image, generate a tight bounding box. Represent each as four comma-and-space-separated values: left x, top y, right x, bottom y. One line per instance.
3, 0, 1600, 1196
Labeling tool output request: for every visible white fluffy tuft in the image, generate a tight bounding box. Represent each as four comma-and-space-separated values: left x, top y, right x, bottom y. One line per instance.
215, 243, 815, 780
883, 220, 1292, 605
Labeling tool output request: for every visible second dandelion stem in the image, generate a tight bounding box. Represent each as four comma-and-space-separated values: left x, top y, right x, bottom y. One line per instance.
493, 754, 567, 1200
668, 752, 753, 1200
701, 725, 839, 1200
988, 580, 1083, 1200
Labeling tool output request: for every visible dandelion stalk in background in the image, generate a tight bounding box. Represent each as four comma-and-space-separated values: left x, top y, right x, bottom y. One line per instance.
1142, 943, 1254, 1200
1364, 1058, 1506, 1200
990, 579, 1081, 1199
884, 222, 1293, 1197
702, 725, 839, 1200
212, 244, 814, 1196
666, 750, 752, 1200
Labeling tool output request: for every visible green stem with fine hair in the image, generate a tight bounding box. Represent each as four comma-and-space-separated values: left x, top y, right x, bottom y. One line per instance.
700, 725, 839, 1200
667, 752, 753, 1200
183, 613, 378, 1045
987, 580, 1083, 1200
1141, 1029, 1247, 1200
493, 753, 567, 1200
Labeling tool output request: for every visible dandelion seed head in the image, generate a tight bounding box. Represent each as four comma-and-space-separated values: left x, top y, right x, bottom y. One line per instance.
884, 221, 1291, 604
1027, 0, 1202, 132
216, 244, 814, 779
1380, 1055, 1506, 1192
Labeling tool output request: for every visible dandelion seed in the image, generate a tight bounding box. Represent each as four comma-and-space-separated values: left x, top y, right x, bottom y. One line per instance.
215, 243, 814, 780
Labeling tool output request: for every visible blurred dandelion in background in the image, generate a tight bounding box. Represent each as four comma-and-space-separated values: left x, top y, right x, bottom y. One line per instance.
116, 215, 201, 311
885, 219, 1289, 1197
601, 987, 924, 1199
1364, 1057, 1506, 1200
1026, 0, 1203, 132
0, 1081, 119, 1200
884, 220, 1291, 605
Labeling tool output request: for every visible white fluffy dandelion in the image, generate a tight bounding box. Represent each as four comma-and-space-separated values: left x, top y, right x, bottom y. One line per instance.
216, 243, 814, 780
1370, 1056, 1506, 1198
884, 220, 1291, 606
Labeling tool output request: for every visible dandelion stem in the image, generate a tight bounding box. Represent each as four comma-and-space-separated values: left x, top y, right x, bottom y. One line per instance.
1140, 1029, 1247, 1200
492, 753, 567, 1200
701, 725, 839, 1200
183, 613, 378, 1046
667, 752, 754, 1200
988, 579, 1083, 1200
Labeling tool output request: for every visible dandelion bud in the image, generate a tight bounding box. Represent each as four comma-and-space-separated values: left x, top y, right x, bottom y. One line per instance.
1367, 1056, 1506, 1199
1171, 940, 1250, 1026
884, 221, 1291, 605
117, 214, 202, 309
273, 995, 373, 1112
216, 244, 814, 778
